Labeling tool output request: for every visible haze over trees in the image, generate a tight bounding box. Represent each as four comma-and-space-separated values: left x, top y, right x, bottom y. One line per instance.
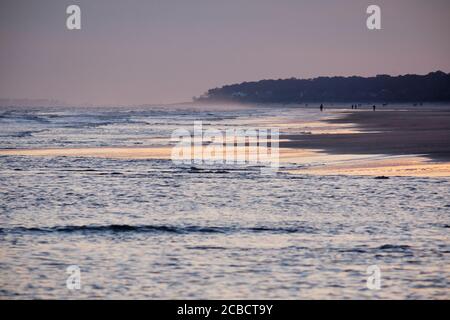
196, 71, 450, 104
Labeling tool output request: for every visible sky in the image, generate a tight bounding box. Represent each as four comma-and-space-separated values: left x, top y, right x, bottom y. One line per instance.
1, 0, 449, 105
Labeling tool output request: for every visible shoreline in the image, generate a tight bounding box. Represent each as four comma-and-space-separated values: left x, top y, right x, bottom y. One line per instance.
1, 109, 449, 177
280, 109, 450, 177
280, 110, 450, 161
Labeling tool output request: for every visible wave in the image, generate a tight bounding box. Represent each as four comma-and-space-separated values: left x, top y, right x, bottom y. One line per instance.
377, 244, 412, 252
0, 224, 315, 235
0, 129, 48, 138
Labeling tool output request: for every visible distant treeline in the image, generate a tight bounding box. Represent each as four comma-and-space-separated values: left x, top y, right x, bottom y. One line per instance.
196, 71, 450, 103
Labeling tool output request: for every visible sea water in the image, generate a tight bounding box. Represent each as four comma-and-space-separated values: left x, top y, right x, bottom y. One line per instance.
0, 105, 449, 299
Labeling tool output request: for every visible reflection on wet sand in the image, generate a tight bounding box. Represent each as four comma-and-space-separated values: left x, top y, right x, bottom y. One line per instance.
0, 146, 173, 159
1, 109, 449, 177
287, 155, 450, 177
1, 146, 449, 178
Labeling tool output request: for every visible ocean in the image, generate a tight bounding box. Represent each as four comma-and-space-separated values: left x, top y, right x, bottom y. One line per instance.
0, 105, 449, 299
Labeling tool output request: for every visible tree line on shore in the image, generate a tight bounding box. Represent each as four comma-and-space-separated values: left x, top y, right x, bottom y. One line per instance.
196, 71, 450, 104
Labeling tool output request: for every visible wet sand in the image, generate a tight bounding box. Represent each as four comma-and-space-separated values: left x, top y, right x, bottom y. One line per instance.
281, 110, 450, 160
0, 146, 173, 159
281, 110, 450, 177
287, 156, 450, 177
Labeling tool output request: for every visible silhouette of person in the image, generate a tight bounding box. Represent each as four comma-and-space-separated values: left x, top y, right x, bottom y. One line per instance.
373, 105, 376, 111
320, 104, 323, 112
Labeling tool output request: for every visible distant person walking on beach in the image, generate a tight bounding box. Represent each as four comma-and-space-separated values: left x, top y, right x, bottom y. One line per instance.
320, 104, 323, 112
373, 105, 376, 111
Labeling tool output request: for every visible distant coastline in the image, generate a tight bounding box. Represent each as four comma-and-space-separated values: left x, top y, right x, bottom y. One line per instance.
196, 71, 450, 104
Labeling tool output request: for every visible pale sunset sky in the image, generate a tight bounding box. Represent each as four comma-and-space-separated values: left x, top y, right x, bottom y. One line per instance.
1, 0, 449, 105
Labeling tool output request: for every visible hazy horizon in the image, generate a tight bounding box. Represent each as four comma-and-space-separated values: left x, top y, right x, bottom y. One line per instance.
1, 0, 450, 105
